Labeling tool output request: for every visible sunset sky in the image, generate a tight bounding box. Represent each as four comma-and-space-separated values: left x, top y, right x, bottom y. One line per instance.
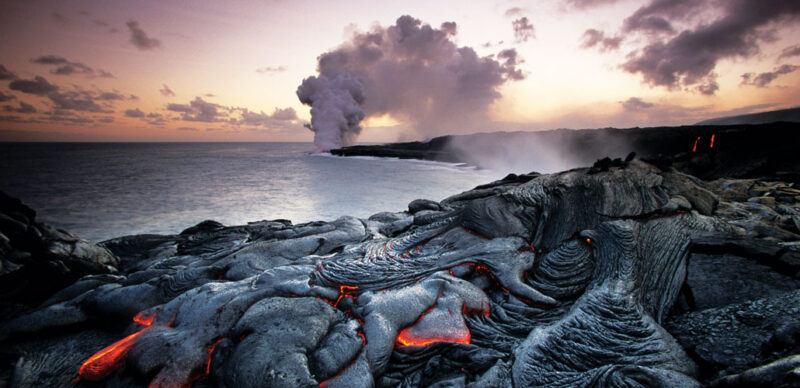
1, 0, 798, 142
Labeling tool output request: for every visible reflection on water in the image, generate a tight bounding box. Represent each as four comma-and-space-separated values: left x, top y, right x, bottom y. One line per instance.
0, 142, 498, 241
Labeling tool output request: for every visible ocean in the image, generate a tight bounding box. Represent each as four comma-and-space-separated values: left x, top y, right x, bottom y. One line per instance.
0, 142, 498, 242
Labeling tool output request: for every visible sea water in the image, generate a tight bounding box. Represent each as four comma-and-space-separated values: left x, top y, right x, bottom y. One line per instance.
0, 142, 499, 242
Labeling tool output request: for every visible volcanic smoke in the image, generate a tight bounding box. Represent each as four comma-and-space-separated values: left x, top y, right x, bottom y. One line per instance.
297, 15, 525, 151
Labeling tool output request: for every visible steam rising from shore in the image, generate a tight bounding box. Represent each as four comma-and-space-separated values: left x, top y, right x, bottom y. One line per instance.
297, 15, 524, 150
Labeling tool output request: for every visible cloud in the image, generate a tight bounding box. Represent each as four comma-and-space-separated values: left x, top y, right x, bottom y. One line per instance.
9, 76, 59, 96
145, 112, 168, 126
255, 66, 287, 74
92, 19, 117, 33
160, 84, 175, 97
297, 15, 526, 149
124, 108, 146, 118
3, 101, 36, 114
778, 44, 800, 60
0, 65, 16, 80
98, 92, 125, 100
239, 107, 298, 126
497, 49, 525, 80
621, 0, 705, 35
740, 64, 799, 87
504, 7, 526, 17
512, 17, 535, 43
98, 116, 114, 123
620, 0, 800, 93
177, 126, 198, 131
30, 55, 113, 77
8, 76, 122, 112
48, 90, 109, 112
620, 97, 654, 111
580, 29, 622, 52
45, 115, 94, 124
0, 92, 15, 102
51, 12, 70, 25
0, 115, 41, 124
126, 20, 161, 50
30, 55, 68, 65
167, 97, 228, 122
567, 0, 622, 9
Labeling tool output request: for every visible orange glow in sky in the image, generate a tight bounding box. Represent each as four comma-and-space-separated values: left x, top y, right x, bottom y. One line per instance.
0, 0, 798, 142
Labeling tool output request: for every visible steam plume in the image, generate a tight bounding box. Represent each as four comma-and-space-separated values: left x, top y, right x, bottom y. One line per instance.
297, 15, 524, 150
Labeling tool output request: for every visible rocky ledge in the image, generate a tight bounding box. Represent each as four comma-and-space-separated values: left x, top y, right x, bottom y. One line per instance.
1, 157, 800, 387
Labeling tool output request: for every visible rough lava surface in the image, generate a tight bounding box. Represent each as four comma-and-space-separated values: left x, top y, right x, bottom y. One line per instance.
1, 157, 800, 387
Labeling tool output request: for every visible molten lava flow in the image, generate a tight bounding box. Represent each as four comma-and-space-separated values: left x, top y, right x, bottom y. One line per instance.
710, 133, 715, 148
395, 300, 472, 347
205, 338, 225, 376
396, 325, 470, 347
334, 285, 359, 307
692, 136, 701, 153
133, 310, 156, 326
78, 330, 143, 381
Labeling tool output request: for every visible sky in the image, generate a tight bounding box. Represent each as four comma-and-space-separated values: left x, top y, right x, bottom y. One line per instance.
0, 0, 798, 142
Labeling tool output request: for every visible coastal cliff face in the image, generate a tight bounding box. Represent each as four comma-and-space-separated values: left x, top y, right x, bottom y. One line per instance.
1, 158, 800, 387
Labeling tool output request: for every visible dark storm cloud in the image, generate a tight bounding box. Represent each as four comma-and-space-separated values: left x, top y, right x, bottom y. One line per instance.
30, 55, 113, 78
126, 20, 161, 50
0, 65, 16, 80
621, 97, 654, 111
9, 76, 59, 96
740, 64, 799, 87
255, 66, 287, 74
621, 0, 705, 35
297, 15, 526, 149
512, 17, 535, 43
621, 0, 800, 93
580, 29, 623, 52
160, 84, 175, 97
778, 44, 800, 60
125, 108, 146, 118
0, 92, 15, 102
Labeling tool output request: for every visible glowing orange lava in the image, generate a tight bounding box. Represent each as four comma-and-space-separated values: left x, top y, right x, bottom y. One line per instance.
133, 310, 156, 326
205, 338, 225, 376
692, 136, 701, 153
334, 285, 359, 307
710, 133, 715, 148
396, 326, 470, 347
78, 330, 143, 381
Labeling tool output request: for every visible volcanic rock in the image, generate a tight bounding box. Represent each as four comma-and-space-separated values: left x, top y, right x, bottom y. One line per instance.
1, 157, 799, 387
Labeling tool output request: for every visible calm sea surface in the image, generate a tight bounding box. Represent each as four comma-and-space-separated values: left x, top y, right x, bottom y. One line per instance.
0, 142, 499, 242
